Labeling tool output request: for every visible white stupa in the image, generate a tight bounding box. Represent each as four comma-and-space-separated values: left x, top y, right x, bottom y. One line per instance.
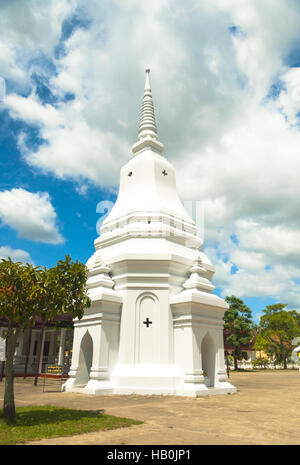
63, 70, 236, 396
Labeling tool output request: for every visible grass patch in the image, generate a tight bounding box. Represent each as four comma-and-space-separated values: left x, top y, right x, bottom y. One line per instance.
0, 405, 143, 445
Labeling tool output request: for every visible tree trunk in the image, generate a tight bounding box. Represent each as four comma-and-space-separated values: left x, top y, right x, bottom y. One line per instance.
34, 326, 44, 386
234, 356, 238, 370
3, 328, 18, 424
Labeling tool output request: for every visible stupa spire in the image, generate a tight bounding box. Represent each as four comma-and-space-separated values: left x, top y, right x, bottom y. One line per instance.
132, 69, 164, 156
138, 69, 158, 140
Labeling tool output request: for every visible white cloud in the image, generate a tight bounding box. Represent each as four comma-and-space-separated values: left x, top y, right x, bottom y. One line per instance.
0, 40, 26, 85
0, 246, 34, 264
0, 0, 76, 87
6, 93, 63, 128
237, 220, 300, 262
0, 188, 64, 244
230, 249, 265, 272
277, 67, 300, 125
206, 221, 300, 309
213, 0, 300, 99
18, 119, 130, 188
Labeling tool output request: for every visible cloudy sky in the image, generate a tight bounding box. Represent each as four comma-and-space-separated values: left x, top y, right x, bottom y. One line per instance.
1, 0, 300, 321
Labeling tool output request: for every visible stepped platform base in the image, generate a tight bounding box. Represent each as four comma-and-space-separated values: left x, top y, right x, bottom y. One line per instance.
62, 377, 237, 397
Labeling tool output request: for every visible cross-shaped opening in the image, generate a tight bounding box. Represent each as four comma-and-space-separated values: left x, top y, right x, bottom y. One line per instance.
128, 171, 133, 176
162, 170, 168, 176
143, 317, 152, 328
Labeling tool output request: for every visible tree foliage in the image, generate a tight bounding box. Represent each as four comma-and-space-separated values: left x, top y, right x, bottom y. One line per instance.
223, 295, 254, 370
0, 255, 91, 424
255, 304, 300, 369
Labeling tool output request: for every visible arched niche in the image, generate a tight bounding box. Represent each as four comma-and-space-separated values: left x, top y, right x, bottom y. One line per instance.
136, 292, 159, 364
75, 330, 93, 386
201, 332, 216, 387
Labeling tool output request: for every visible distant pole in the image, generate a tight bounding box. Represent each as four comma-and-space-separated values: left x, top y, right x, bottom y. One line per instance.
0, 330, 7, 382
58, 328, 66, 366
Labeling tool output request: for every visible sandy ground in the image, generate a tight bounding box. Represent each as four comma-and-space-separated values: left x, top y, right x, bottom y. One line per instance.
0, 370, 299, 445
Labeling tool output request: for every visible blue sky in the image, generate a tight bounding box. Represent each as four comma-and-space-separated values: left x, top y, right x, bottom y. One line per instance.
1, 0, 300, 323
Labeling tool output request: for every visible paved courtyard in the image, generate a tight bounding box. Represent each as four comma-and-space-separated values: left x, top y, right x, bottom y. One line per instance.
0, 370, 299, 445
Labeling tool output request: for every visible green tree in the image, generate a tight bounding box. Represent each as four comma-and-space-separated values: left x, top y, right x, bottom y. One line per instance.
260, 303, 287, 321
36, 255, 90, 323
0, 259, 40, 424
223, 295, 253, 370
257, 304, 300, 369
0, 255, 90, 424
